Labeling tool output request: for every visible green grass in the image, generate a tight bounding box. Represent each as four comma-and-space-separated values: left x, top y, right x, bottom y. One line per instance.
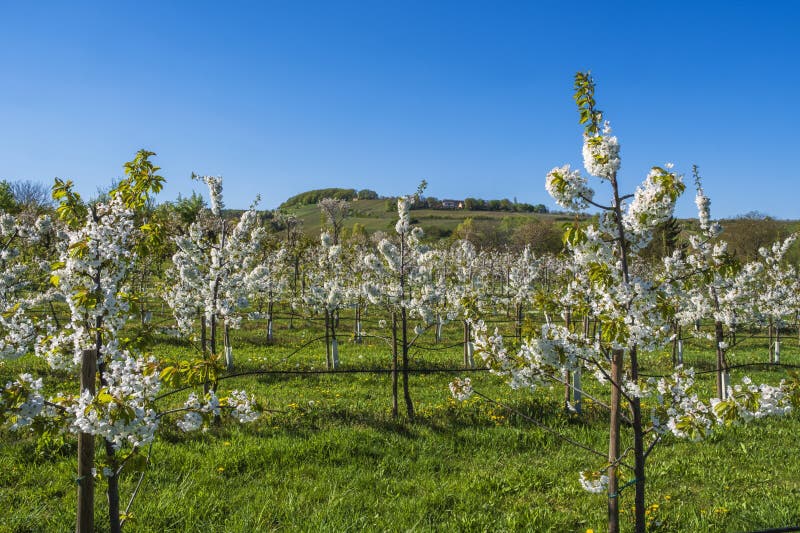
283, 198, 567, 240
1, 312, 799, 532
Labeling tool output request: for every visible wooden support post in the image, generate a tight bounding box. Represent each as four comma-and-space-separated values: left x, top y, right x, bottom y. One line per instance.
76, 349, 96, 533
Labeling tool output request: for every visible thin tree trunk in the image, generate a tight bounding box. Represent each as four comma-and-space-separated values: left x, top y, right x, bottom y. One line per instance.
564, 309, 572, 409
671, 321, 679, 367
267, 301, 274, 342
93, 271, 121, 533
104, 440, 121, 533
210, 314, 217, 359
210, 311, 218, 394
289, 258, 298, 330
715, 320, 726, 399
201, 315, 209, 395
769, 319, 774, 362
325, 310, 332, 370
463, 320, 471, 368
391, 311, 399, 418
607, 174, 626, 533
401, 306, 414, 419
573, 315, 590, 414
630, 346, 646, 533
354, 304, 362, 344
331, 316, 339, 369
607, 348, 623, 533
224, 322, 233, 371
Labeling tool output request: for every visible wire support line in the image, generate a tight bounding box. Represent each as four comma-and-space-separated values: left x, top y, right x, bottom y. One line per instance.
638, 361, 800, 378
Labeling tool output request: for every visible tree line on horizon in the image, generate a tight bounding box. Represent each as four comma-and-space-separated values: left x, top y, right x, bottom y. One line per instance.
1, 178, 797, 263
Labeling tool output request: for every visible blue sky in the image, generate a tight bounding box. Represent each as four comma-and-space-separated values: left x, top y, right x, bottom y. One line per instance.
1, 1, 798, 218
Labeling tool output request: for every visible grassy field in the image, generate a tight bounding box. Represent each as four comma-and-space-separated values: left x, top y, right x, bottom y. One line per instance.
1, 311, 799, 532
280, 198, 573, 239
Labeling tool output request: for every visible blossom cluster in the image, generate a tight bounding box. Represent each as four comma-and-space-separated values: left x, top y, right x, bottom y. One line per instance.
175, 389, 259, 432
581, 123, 620, 179
68, 354, 161, 450
579, 471, 609, 494
448, 377, 473, 401
545, 165, 594, 211
0, 373, 47, 431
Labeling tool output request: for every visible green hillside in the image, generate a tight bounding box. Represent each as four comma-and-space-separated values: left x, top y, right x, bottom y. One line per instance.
272, 191, 800, 262
279, 198, 573, 244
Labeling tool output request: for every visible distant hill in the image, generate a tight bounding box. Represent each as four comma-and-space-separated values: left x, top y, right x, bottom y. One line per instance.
279, 188, 379, 209
276, 194, 570, 251
271, 188, 800, 261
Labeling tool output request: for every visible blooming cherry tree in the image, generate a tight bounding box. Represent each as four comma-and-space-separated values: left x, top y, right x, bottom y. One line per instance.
0, 211, 55, 359
166, 175, 267, 374
363, 192, 439, 418
303, 232, 351, 369
463, 73, 797, 533
2, 154, 260, 533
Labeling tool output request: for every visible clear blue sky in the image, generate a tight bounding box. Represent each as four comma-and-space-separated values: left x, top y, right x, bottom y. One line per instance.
1, 1, 798, 218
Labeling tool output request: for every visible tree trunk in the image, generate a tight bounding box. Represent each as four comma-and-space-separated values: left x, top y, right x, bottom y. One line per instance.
330, 311, 339, 368
401, 306, 414, 419
289, 255, 298, 330
210, 312, 219, 395
391, 311, 399, 418
210, 314, 217, 360
224, 322, 233, 371
714, 320, 727, 399
671, 321, 679, 367
607, 348, 623, 533
354, 304, 362, 344
104, 440, 121, 533
630, 346, 646, 533
769, 319, 774, 362
324, 311, 332, 370
267, 301, 274, 342
76, 349, 96, 533
201, 315, 209, 395
564, 309, 572, 409
463, 320, 473, 368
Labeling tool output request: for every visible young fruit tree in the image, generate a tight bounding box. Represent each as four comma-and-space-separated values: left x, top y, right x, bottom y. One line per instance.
363, 191, 439, 418
1, 154, 260, 533
458, 73, 799, 533
166, 175, 267, 374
